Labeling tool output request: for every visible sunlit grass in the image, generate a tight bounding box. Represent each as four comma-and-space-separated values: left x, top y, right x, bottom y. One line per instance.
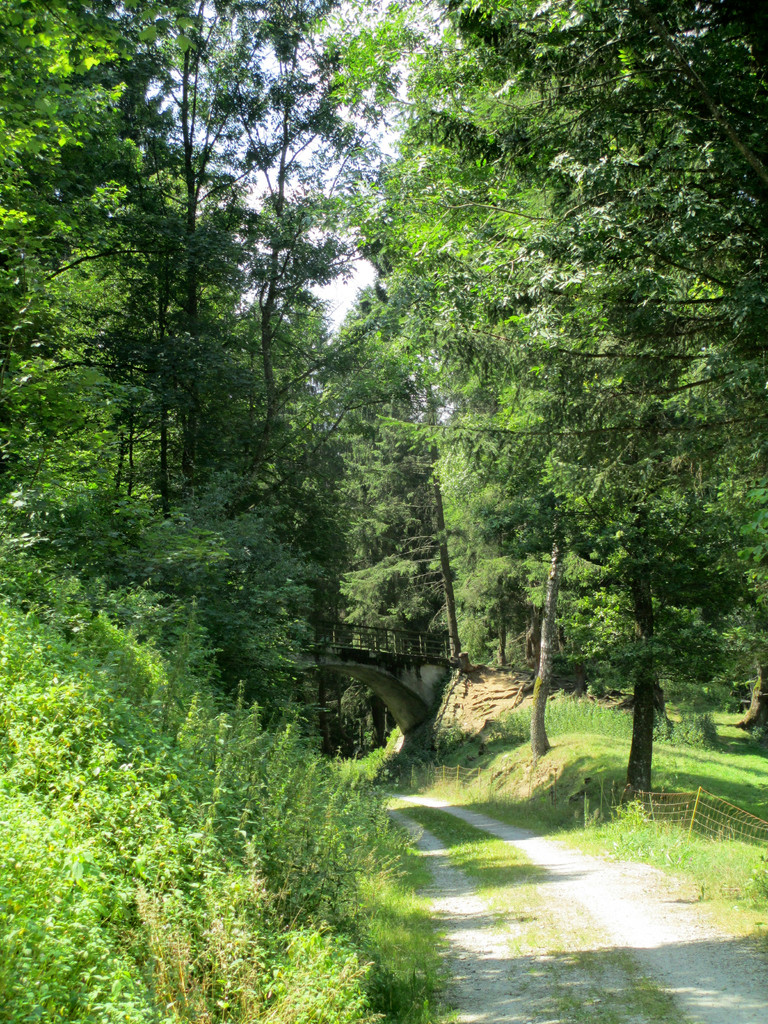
396, 697, 768, 933
360, 819, 451, 1024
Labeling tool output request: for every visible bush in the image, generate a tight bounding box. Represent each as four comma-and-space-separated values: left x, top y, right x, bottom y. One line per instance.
655, 711, 719, 748
606, 801, 692, 867
485, 708, 530, 745
434, 722, 469, 757
0, 603, 404, 1023
670, 712, 720, 749
748, 855, 768, 901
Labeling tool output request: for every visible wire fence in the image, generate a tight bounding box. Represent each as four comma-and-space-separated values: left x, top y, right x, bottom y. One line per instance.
398, 764, 768, 847
401, 764, 485, 788
636, 787, 768, 845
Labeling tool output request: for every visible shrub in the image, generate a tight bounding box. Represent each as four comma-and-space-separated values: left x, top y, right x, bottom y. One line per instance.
670, 712, 719, 749
434, 722, 469, 757
606, 801, 692, 867
0, 603, 402, 1023
748, 855, 768, 901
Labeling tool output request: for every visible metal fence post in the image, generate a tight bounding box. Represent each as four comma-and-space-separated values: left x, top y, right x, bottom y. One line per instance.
688, 786, 703, 841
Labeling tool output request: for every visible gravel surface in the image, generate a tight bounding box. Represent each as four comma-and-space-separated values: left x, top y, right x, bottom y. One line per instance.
394, 796, 768, 1024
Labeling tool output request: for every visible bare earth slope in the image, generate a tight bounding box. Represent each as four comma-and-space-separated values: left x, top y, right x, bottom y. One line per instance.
395, 796, 768, 1024
433, 668, 535, 738
433, 667, 581, 739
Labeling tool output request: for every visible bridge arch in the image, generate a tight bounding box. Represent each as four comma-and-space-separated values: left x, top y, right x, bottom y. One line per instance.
310, 624, 451, 733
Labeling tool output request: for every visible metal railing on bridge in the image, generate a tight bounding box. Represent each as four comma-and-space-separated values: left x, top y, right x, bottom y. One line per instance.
314, 622, 451, 661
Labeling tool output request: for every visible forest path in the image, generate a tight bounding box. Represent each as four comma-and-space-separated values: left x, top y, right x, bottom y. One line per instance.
392, 795, 767, 1024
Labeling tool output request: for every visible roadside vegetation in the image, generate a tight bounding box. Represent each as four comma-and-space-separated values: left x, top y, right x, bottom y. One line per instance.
5, 0, 768, 1015
0, 602, 446, 1024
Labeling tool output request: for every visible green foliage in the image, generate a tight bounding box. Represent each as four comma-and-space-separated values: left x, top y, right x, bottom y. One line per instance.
606, 802, 693, 868
0, 465, 313, 707
657, 712, 720, 750
339, 405, 447, 633
361, 0, 768, 790
0, 602, 427, 1023
336, 744, 391, 787
748, 855, 768, 902
357, 829, 445, 1024
434, 721, 470, 758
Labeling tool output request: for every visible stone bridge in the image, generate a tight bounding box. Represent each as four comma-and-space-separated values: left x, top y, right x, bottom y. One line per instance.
310, 623, 452, 732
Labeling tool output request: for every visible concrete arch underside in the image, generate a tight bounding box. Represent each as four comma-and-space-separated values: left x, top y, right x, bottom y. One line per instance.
316, 655, 447, 733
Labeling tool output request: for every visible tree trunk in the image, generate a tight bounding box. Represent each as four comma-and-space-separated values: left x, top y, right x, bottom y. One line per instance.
115, 431, 126, 495
156, 263, 171, 515
180, 48, 201, 495
653, 682, 666, 716
737, 665, 768, 730
626, 572, 655, 793
526, 602, 542, 671
159, 404, 170, 517
318, 675, 333, 756
250, 102, 291, 477
530, 542, 564, 762
573, 661, 586, 696
370, 694, 387, 748
433, 476, 461, 658
497, 617, 507, 667
127, 411, 135, 498
181, 408, 196, 493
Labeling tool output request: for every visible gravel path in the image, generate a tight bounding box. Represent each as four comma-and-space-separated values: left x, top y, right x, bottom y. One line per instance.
394, 796, 768, 1024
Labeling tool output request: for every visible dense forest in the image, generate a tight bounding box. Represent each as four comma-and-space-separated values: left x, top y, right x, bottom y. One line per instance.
3, 0, 768, 1019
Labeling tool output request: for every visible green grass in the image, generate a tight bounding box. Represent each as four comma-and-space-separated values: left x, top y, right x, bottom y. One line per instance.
390, 801, 549, 907
396, 696, 768, 933
359, 822, 450, 1024
430, 696, 768, 818
392, 802, 691, 1024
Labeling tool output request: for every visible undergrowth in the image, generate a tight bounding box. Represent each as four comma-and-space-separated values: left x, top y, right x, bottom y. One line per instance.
591, 801, 766, 912
0, 603, 443, 1024
486, 697, 719, 750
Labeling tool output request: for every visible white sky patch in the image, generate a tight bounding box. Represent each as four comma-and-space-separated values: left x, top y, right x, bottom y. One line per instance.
316, 257, 377, 328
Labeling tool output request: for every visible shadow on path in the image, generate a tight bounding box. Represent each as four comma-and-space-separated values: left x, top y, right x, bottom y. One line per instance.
393, 798, 768, 1024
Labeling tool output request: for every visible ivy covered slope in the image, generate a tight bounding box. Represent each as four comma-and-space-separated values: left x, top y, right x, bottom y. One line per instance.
0, 603, 419, 1024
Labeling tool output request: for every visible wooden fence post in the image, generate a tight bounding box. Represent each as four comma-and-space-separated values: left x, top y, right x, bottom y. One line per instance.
688, 787, 703, 840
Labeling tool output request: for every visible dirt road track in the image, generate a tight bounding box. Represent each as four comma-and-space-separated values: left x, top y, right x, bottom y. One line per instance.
394, 795, 768, 1024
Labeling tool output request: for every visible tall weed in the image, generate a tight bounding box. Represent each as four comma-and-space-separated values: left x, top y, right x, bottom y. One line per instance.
0, 604, 408, 1023
488, 698, 718, 750
488, 697, 634, 745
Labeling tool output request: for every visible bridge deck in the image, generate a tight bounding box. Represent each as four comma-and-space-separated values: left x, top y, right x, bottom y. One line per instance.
314, 622, 450, 662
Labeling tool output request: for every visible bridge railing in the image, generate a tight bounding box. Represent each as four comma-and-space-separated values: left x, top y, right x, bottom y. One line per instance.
314, 622, 450, 661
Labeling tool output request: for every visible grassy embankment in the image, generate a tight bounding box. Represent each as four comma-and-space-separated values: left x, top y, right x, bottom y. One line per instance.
0, 603, 447, 1024
395, 696, 768, 933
